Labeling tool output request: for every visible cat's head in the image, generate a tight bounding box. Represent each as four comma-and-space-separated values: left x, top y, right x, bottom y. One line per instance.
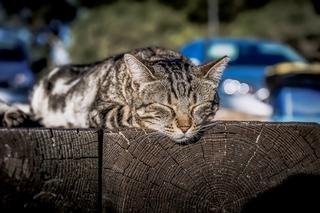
124, 53, 229, 143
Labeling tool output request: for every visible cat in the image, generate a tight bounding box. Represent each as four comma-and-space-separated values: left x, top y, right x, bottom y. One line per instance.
2, 47, 229, 143
0, 100, 39, 127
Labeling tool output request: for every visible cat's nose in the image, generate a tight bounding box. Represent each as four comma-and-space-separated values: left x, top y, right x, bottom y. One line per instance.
178, 125, 191, 133
176, 115, 192, 133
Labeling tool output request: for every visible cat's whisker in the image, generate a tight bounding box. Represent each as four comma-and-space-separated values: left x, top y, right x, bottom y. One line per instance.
198, 126, 212, 132
199, 122, 219, 129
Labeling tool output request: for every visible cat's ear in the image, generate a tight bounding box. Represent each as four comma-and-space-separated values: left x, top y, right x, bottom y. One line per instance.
124, 54, 156, 85
196, 56, 229, 83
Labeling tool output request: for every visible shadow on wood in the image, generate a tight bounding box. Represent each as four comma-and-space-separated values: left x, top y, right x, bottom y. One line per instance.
0, 122, 319, 212
241, 173, 320, 213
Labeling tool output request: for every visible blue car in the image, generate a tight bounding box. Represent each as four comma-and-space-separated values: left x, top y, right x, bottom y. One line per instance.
0, 27, 35, 103
266, 63, 320, 123
181, 38, 306, 117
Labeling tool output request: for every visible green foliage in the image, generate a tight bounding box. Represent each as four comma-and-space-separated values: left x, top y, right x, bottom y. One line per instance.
221, 0, 320, 60
223, 0, 320, 40
70, 0, 320, 62
70, 1, 207, 63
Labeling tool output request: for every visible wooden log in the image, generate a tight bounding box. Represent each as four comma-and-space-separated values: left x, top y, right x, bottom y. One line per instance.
0, 128, 99, 212
103, 122, 320, 212
0, 122, 319, 212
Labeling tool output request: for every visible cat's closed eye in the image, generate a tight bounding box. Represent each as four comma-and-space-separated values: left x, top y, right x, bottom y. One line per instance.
191, 102, 217, 119
138, 103, 174, 119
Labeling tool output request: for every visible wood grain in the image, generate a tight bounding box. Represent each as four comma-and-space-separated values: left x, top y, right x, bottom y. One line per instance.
103, 122, 320, 212
0, 128, 99, 212
0, 122, 319, 212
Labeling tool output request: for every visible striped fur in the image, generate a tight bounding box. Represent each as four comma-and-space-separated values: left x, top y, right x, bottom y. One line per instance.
25, 47, 228, 142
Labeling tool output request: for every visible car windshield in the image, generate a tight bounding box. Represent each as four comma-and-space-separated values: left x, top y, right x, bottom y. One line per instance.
0, 40, 26, 61
206, 42, 306, 66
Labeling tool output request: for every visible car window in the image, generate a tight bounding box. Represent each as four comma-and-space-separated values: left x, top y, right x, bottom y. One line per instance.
206, 42, 305, 66
278, 87, 320, 116
0, 40, 26, 61
207, 43, 239, 61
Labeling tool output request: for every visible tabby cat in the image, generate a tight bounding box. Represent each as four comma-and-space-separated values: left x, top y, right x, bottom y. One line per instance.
3, 47, 229, 143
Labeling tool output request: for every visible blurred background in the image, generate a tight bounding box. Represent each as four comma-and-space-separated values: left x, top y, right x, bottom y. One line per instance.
0, 0, 319, 122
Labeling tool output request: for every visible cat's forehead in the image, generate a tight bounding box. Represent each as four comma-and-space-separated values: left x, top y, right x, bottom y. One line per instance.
139, 58, 216, 102
149, 59, 193, 73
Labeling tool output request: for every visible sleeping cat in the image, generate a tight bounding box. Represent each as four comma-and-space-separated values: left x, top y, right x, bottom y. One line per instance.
2, 47, 229, 143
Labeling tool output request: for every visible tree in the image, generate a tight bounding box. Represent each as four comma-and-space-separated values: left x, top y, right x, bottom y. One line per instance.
70, 1, 206, 63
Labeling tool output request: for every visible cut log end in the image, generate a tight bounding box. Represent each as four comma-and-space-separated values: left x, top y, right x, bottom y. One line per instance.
103, 122, 320, 212
0, 122, 319, 212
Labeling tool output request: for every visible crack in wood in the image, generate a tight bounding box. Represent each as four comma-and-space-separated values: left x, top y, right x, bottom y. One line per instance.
97, 128, 103, 213
235, 125, 264, 182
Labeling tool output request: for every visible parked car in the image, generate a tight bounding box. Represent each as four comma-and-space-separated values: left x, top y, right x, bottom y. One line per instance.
181, 37, 306, 117
0, 27, 35, 103
266, 63, 320, 123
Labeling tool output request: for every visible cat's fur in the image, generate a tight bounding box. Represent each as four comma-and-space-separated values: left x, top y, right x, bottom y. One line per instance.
3, 47, 229, 143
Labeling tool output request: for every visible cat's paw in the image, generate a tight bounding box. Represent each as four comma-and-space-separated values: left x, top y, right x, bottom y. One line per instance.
3, 108, 28, 127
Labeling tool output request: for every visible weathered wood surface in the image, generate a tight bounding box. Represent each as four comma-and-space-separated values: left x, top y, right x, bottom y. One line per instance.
0, 122, 320, 212
103, 122, 320, 212
0, 129, 99, 212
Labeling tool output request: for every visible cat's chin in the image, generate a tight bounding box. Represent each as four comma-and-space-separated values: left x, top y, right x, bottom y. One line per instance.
170, 134, 200, 145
